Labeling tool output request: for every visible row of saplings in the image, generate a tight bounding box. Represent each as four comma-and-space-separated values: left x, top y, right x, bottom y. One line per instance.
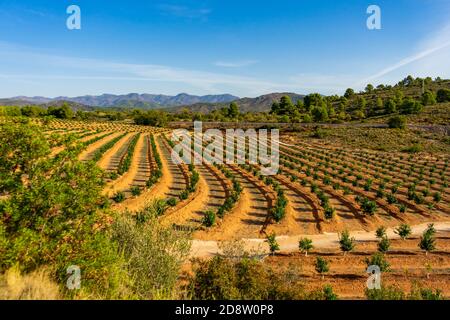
201, 165, 243, 227
201, 164, 288, 228
264, 223, 442, 299
112, 134, 159, 203
240, 164, 288, 222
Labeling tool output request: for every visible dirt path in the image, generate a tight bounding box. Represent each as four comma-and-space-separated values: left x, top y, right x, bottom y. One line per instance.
160, 165, 210, 228
78, 131, 122, 161
268, 184, 319, 235
207, 167, 269, 239
103, 133, 147, 197
114, 135, 175, 212
48, 131, 107, 158
189, 221, 450, 258
97, 132, 134, 171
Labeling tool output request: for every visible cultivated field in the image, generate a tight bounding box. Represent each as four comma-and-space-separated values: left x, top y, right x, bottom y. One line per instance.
1, 116, 449, 299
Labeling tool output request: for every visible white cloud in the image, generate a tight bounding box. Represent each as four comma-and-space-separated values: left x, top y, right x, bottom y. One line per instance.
214, 60, 259, 68
158, 4, 211, 19
0, 42, 285, 97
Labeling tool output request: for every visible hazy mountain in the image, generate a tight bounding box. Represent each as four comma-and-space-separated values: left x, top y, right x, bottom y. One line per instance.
170, 92, 305, 113
3, 92, 304, 113
9, 93, 239, 108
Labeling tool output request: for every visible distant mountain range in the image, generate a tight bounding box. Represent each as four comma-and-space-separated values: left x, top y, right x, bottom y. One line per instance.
0, 92, 304, 113
4, 93, 239, 109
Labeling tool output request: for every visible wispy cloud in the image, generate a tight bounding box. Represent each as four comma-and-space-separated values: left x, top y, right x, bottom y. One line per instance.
0, 42, 284, 97
357, 23, 450, 86
158, 4, 211, 19
214, 60, 259, 68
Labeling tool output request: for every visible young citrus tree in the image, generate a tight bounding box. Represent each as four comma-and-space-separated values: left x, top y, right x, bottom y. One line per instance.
315, 257, 329, 280
419, 224, 436, 255
377, 236, 391, 254
266, 232, 280, 256
375, 226, 387, 239
299, 238, 313, 256
339, 230, 355, 255
394, 224, 412, 240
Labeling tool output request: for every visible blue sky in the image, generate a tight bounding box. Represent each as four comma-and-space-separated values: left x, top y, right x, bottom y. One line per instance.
0, 0, 449, 98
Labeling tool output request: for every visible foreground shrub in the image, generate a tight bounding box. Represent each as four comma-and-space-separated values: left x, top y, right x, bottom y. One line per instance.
309, 285, 338, 300
111, 211, 191, 299
0, 266, 60, 300
366, 284, 443, 300
366, 285, 404, 300
187, 254, 334, 300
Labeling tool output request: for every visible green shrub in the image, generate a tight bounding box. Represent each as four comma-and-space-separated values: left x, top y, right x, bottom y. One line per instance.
111, 212, 190, 299
202, 210, 216, 227
131, 186, 141, 196
314, 257, 329, 279
338, 230, 355, 254
179, 190, 189, 200
324, 206, 335, 219
187, 255, 305, 300
266, 233, 280, 255
113, 191, 126, 203
375, 226, 386, 239
365, 252, 390, 272
387, 116, 407, 129
366, 285, 404, 300
166, 197, 178, 207
419, 224, 436, 254
395, 224, 411, 240
299, 238, 313, 256
377, 236, 390, 253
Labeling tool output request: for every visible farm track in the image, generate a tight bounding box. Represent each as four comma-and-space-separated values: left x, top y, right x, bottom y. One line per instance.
49, 131, 105, 158
160, 165, 211, 229
98, 132, 135, 172
104, 133, 149, 197
275, 175, 323, 234
114, 135, 174, 212
222, 165, 271, 238
159, 137, 188, 198
190, 221, 450, 259
78, 131, 121, 161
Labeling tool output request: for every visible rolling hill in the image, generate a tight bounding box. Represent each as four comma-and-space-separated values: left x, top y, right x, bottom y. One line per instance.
168, 92, 305, 113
